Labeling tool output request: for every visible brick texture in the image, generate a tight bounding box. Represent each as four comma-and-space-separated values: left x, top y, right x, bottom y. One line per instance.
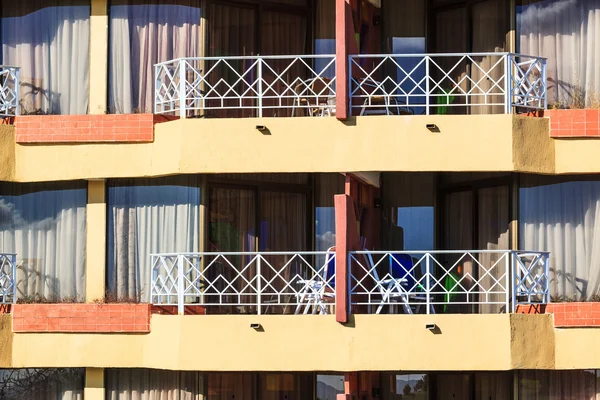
12, 303, 151, 333
516, 302, 600, 327
546, 109, 600, 138
14, 114, 178, 143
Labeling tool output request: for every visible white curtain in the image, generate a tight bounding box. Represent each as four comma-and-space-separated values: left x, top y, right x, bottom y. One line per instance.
109, 1, 202, 114
0, 182, 86, 302
0, 1, 90, 114
106, 369, 202, 400
107, 176, 201, 302
520, 177, 600, 301
0, 368, 84, 400
518, 0, 600, 107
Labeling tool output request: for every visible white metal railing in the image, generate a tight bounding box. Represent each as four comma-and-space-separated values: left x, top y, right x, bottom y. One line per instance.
349, 250, 549, 314
154, 55, 336, 118
0, 253, 17, 304
150, 251, 335, 315
349, 53, 546, 115
0, 66, 19, 117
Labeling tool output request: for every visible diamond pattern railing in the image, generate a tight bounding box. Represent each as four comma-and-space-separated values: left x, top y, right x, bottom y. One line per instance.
155, 55, 336, 118
151, 251, 336, 315
0, 66, 19, 117
0, 253, 17, 304
349, 250, 549, 314
348, 53, 546, 115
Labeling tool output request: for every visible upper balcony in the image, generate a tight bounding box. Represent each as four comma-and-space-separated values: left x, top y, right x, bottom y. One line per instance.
153, 53, 547, 119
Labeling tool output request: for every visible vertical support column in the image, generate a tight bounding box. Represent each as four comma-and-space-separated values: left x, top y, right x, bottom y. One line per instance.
86, 180, 106, 302
90, 0, 109, 114
84, 368, 105, 400
335, 194, 361, 324
336, 0, 352, 120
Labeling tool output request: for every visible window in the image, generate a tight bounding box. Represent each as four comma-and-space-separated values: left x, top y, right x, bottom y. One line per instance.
109, 0, 203, 114
0, 181, 87, 302
0, 368, 84, 399
0, 1, 90, 114
517, 0, 600, 108
381, 373, 428, 400
107, 176, 201, 302
520, 175, 600, 301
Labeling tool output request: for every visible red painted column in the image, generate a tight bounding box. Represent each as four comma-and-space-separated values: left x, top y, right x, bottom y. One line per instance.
335, 194, 360, 324
336, 0, 351, 120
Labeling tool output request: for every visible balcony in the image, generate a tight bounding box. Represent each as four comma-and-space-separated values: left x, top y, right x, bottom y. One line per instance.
0, 66, 19, 117
153, 53, 546, 118
150, 249, 550, 315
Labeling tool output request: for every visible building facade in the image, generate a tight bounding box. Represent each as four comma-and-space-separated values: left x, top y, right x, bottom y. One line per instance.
0, 0, 599, 399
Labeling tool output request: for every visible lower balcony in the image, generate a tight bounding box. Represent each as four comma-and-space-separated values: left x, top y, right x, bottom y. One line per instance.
149, 249, 549, 316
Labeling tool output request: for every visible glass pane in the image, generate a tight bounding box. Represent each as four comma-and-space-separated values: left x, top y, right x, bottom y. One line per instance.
209, 187, 256, 252
107, 176, 201, 302
477, 186, 510, 313
1, 1, 90, 115
207, 373, 255, 400
259, 373, 314, 400
517, 0, 600, 107
317, 375, 344, 400
436, 374, 472, 400
109, 0, 202, 114
0, 368, 84, 399
442, 191, 473, 313
106, 369, 201, 399
475, 372, 510, 400
382, 373, 428, 400
0, 181, 87, 302
519, 176, 600, 301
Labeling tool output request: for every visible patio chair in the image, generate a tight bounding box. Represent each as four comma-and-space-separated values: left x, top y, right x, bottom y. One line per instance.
292, 77, 335, 117
294, 247, 336, 315
365, 252, 435, 315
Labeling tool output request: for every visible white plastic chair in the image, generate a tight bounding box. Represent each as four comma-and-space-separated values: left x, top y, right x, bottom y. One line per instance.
294, 247, 336, 315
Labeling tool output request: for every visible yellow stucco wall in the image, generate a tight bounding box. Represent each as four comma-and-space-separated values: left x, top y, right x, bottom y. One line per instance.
509, 314, 555, 370
554, 328, 600, 369
86, 180, 107, 302
9, 314, 553, 371
0, 315, 12, 368
554, 139, 600, 174
0, 125, 16, 181
89, 0, 108, 114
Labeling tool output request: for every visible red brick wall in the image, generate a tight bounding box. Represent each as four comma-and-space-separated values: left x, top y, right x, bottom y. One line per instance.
516, 302, 600, 327
12, 303, 151, 333
547, 109, 600, 138
14, 114, 177, 143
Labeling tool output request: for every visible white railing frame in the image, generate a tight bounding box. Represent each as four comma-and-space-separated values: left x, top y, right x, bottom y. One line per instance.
0, 253, 17, 304
154, 55, 337, 118
0, 66, 19, 117
348, 53, 546, 115
348, 250, 550, 314
151, 251, 336, 315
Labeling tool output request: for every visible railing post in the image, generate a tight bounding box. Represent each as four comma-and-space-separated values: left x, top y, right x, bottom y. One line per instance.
14, 68, 19, 117
504, 54, 512, 114
151, 256, 157, 305
542, 59, 548, 110
511, 251, 517, 313
256, 255, 262, 315
505, 252, 510, 313
154, 64, 159, 114
544, 253, 550, 304
425, 57, 430, 116
425, 253, 431, 314
11, 254, 16, 304
177, 255, 185, 315
257, 57, 263, 118
179, 59, 186, 119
